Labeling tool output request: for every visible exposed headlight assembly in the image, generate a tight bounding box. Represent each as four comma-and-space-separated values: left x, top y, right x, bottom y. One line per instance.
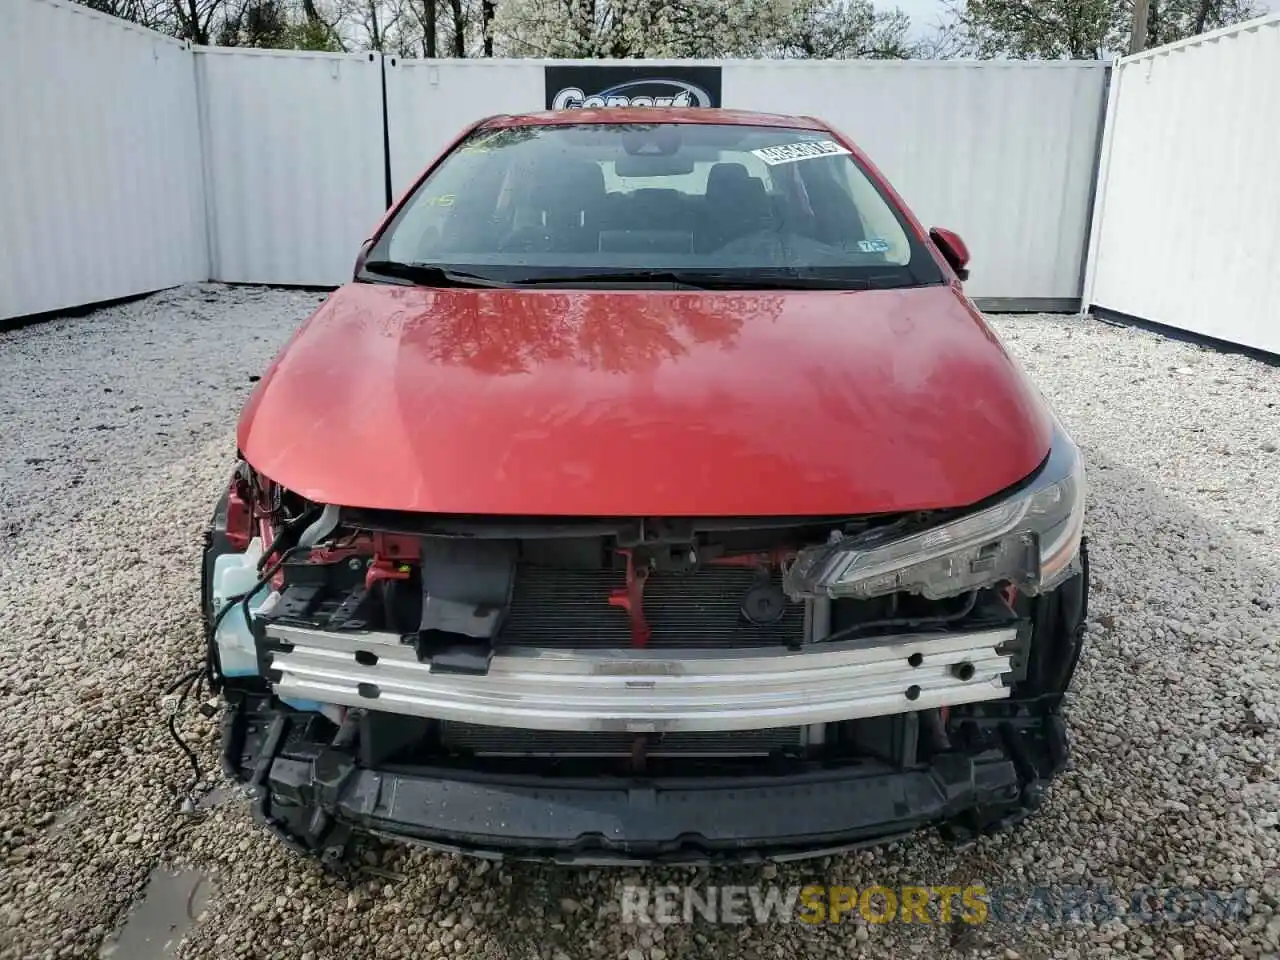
784, 423, 1086, 601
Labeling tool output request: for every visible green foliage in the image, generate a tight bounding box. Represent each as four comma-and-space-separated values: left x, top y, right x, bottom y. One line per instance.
959, 0, 1261, 59
770, 0, 915, 58
287, 17, 343, 50
490, 0, 915, 59
69, 0, 1265, 58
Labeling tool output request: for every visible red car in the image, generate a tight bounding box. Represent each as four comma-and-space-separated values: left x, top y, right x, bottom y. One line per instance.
205, 109, 1088, 864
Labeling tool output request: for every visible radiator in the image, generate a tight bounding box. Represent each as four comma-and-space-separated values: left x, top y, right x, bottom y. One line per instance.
500, 565, 804, 649
440, 722, 803, 757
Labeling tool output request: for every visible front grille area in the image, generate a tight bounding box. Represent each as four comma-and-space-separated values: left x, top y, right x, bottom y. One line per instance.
499, 565, 805, 649
440, 721, 804, 757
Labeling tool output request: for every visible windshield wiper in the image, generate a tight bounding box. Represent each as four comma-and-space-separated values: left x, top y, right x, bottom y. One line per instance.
362, 261, 910, 291
512, 270, 876, 291
361, 260, 514, 288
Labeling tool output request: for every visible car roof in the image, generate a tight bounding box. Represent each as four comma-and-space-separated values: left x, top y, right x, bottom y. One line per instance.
479, 108, 831, 131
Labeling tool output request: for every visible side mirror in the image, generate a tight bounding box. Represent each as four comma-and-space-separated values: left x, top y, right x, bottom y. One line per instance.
929, 227, 970, 281
353, 238, 374, 279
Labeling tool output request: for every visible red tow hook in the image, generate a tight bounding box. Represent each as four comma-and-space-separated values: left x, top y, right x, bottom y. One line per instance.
608, 550, 652, 648
365, 557, 412, 591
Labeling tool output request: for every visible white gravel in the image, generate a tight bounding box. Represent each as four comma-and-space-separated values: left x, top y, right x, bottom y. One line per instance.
1, 283, 1278, 960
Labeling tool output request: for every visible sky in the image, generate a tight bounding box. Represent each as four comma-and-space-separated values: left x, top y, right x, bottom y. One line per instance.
885, 0, 962, 41
885, 0, 954, 40
891, 0, 948, 25
883, 0, 1279, 41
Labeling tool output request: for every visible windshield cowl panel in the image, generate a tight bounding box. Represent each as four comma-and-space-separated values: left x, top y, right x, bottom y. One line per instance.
365, 122, 944, 292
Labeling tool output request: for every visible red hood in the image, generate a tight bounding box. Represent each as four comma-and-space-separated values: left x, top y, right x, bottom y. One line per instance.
237, 282, 1052, 516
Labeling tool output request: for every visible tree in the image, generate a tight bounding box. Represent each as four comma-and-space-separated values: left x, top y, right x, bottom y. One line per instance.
1142, 0, 1259, 47
217, 0, 344, 47
481, 0, 494, 53
71, 0, 1265, 55
170, 0, 226, 43
771, 0, 915, 59
78, 0, 173, 31
490, 0, 915, 59
911, 8, 972, 58
78, 0, 346, 48
957, 0, 1260, 59
218, 0, 286, 45
72, 0, 926, 57
296, 0, 346, 48
959, 0, 1125, 58
404, 0, 439, 56
446, 0, 466, 54
353, 0, 387, 48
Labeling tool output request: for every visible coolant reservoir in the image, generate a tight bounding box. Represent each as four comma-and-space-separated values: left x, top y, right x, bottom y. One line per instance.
212, 537, 275, 678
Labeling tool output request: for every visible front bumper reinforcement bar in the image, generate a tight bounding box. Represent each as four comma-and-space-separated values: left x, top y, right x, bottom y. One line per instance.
264, 624, 1017, 732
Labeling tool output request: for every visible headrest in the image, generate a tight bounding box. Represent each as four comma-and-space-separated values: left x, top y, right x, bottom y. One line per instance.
529, 158, 605, 210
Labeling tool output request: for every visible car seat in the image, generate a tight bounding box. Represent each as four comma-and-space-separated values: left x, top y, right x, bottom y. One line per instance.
501, 159, 606, 254
699, 162, 773, 253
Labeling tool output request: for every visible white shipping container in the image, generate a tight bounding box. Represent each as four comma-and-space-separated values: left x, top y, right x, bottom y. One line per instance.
0, 0, 207, 321
1085, 14, 1280, 353
195, 47, 387, 286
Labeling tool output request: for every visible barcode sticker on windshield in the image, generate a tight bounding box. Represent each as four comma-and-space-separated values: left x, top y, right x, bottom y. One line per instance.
751, 140, 852, 165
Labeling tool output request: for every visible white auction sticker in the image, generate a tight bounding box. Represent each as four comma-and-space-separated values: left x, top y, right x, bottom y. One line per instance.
751, 140, 852, 166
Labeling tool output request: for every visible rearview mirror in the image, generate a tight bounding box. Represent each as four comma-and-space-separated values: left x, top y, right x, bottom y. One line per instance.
614, 154, 695, 177
929, 227, 970, 281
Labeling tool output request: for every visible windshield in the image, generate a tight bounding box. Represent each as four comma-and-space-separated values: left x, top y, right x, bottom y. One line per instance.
364, 122, 944, 289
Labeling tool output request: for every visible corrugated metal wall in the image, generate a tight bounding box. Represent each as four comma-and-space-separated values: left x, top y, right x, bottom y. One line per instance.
0, 0, 207, 322
727, 61, 1109, 305
1084, 15, 1280, 353
194, 48, 387, 286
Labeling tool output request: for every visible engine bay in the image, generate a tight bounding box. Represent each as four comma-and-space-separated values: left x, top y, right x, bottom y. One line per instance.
200, 462, 1086, 863
203, 466, 1060, 782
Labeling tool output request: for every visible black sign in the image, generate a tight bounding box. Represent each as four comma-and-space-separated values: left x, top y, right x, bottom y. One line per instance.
545, 65, 722, 111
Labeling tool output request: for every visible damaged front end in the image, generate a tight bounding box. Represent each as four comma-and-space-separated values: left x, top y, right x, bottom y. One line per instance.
203, 441, 1088, 865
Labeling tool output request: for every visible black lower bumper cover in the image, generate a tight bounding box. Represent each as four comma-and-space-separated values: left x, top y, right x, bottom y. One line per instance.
229, 708, 1068, 864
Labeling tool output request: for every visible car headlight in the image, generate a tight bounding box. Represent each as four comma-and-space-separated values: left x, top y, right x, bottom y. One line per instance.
784, 423, 1086, 601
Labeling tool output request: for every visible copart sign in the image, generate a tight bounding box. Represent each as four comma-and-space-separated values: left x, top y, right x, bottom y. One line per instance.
545, 65, 722, 110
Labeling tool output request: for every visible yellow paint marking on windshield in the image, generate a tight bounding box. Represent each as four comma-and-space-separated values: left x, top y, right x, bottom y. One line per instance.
460, 131, 503, 154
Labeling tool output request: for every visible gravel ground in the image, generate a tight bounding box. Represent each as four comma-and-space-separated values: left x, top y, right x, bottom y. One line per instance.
1, 283, 1278, 960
